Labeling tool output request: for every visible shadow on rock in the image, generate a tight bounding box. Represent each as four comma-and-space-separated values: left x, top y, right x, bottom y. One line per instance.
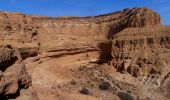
118, 92, 134, 100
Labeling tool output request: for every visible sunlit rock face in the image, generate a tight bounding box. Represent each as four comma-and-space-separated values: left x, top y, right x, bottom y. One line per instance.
0, 8, 170, 100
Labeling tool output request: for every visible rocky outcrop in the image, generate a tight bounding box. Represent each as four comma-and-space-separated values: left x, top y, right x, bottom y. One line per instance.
0, 46, 31, 99
0, 12, 38, 44
36, 7, 161, 60
0, 7, 169, 100
97, 26, 170, 99
109, 26, 170, 77
0, 8, 161, 60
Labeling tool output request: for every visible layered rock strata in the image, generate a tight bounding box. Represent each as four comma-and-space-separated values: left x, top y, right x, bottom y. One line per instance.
0, 7, 169, 100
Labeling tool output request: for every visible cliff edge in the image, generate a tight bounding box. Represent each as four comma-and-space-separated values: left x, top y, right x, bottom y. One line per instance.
0, 8, 169, 100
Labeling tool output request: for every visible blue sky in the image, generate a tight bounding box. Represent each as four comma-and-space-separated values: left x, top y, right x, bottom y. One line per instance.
0, 0, 169, 25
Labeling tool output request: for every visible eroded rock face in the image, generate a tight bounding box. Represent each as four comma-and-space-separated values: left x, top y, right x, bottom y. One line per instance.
0, 46, 31, 99
160, 72, 170, 98
0, 12, 38, 44
0, 7, 161, 60
110, 26, 170, 77
0, 7, 169, 100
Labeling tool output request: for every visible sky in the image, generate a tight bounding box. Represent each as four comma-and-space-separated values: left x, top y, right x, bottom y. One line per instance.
0, 0, 169, 25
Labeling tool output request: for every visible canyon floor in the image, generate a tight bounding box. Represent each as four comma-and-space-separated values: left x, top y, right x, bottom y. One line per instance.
0, 8, 170, 100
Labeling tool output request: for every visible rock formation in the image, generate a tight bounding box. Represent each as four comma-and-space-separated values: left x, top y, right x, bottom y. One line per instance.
0, 46, 31, 99
0, 7, 169, 100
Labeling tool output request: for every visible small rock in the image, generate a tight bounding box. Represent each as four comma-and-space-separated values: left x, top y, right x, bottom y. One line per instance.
99, 81, 111, 90
80, 87, 90, 95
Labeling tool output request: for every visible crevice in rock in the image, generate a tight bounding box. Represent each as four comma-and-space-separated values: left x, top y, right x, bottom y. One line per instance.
19, 48, 39, 60
47, 50, 97, 59
98, 41, 113, 64
0, 57, 18, 72
107, 24, 127, 39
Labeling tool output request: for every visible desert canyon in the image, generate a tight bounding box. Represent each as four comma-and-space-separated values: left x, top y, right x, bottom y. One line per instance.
0, 8, 170, 100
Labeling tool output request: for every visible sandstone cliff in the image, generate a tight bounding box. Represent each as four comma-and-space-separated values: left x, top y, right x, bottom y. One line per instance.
0, 8, 169, 100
